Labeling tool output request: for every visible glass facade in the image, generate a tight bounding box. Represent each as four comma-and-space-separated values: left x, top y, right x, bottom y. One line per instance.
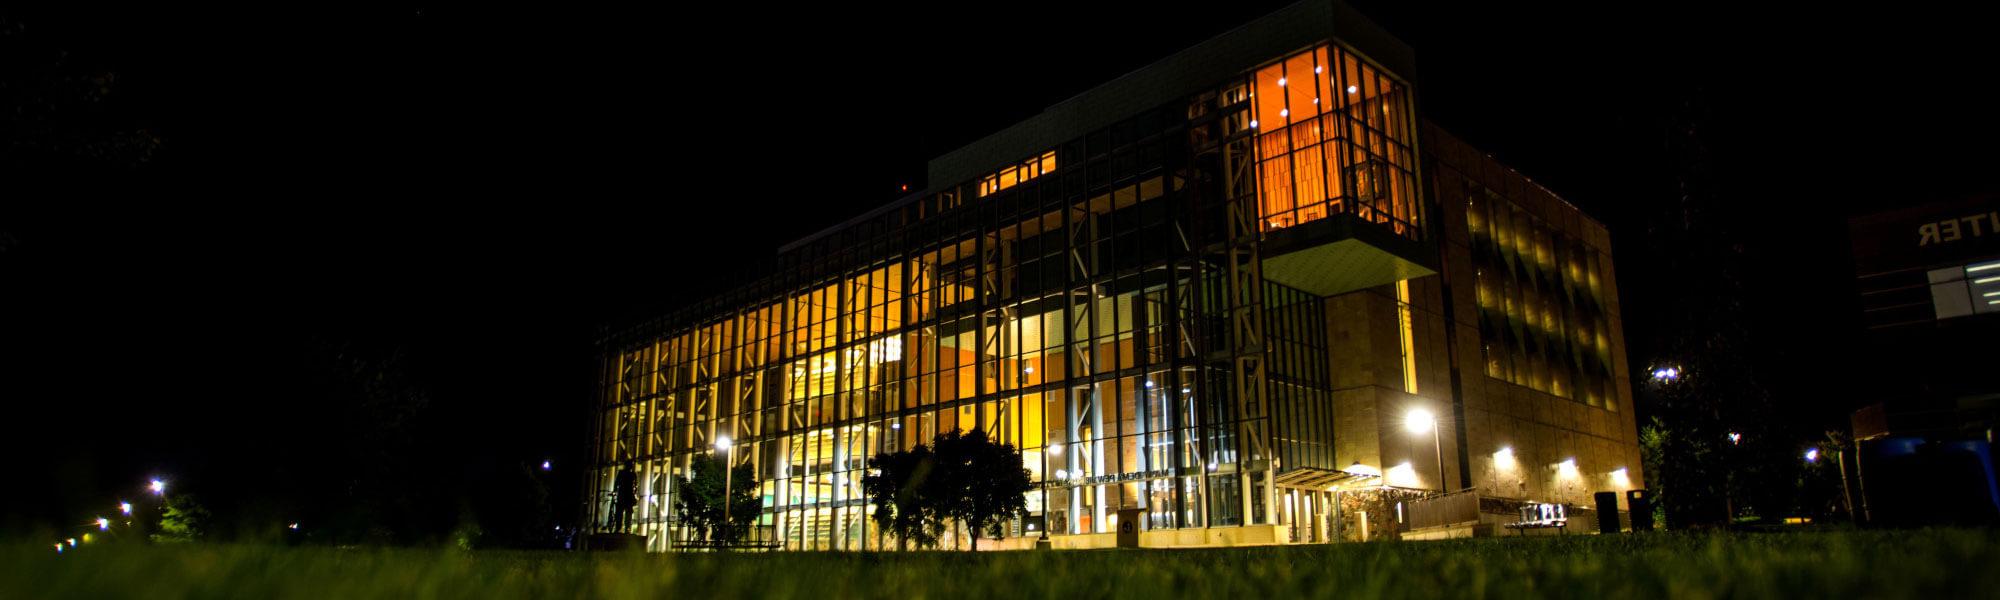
1250, 45, 1418, 236
580, 27, 1639, 549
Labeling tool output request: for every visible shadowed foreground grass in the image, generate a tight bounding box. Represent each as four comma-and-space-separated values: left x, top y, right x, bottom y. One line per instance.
7, 529, 1997, 599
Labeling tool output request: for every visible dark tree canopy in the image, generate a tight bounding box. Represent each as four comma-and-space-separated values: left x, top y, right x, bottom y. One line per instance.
862, 444, 936, 552
864, 429, 1032, 551
672, 454, 759, 544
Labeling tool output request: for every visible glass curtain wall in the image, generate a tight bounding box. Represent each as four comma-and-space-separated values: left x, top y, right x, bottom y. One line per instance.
590, 42, 1374, 551
1249, 44, 1420, 237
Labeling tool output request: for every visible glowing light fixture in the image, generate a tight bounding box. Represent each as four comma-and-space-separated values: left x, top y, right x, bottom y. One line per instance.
1727, 432, 1742, 445
1314, 65, 1323, 74
715, 436, 732, 452
1279, 108, 1289, 118
1249, 120, 1259, 129
1968, 262, 2000, 273
1494, 446, 1518, 470
1804, 448, 1820, 463
541, 460, 553, 471
289, 522, 300, 530
1404, 408, 1436, 434
67, 538, 77, 547
1144, 380, 1155, 388
149, 479, 166, 495
1610, 467, 1631, 487
1974, 276, 2000, 284
119, 502, 132, 516
1277, 77, 1287, 86
1048, 443, 1064, 456
97, 518, 109, 531
1347, 85, 1358, 94
1344, 461, 1380, 477
1557, 458, 1580, 479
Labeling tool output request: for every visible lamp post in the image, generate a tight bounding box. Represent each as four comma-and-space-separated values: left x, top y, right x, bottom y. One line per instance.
715, 435, 734, 543
1405, 408, 1446, 492
1040, 443, 1063, 545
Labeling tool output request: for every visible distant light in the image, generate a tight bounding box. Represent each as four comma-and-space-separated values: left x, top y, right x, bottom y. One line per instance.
1314, 65, 1323, 74
288, 522, 300, 530
891, 423, 901, 430
1279, 108, 1289, 118
1557, 458, 1579, 479
1055, 469, 1069, 480
55, 543, 64, 553
1277, 77, 1287, 86
1347, 85, 1358, 94
1182, 387, 1192, 394
1023, 366, 1034, 373
1651, 366, 1680, 381
1969, 262, 2000, 273
119, 502, 132, 516
1344, 461, 1380, 477
1983, 291, 2000, 297
97, 518, 109, 531
1728, 432, 1742, 445
67, 538, 77, 547
1144, 380, 1155, 388
81, 533, 92, 543
1974, 276, 2000, 284
1249, 120, 1259, 129
1805, 448, 1820, 463
149, 479, 166, 495
1312, 98, 1320, 105
1048, 443, 1064, 456
1610, 467, 1631, 487
1207, 462, 1219, 472
899, 184, 909, 192
541, 460, 553, 471
1404, 408, 1436, 434
1494, 446, 1517, 470
715, 436, 732, 452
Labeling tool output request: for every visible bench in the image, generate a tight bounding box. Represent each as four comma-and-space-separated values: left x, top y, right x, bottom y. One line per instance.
670, 540, 784, 552
1504, 503, 1569, 535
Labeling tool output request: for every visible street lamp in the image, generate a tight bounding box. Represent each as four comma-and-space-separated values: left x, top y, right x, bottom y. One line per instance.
149, 479, 166, 496
715, 435, 735, 543
1404, 408, 1447, 492
119, 502, 132, 516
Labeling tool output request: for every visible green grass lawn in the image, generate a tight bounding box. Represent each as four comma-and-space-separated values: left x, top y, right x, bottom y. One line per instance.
8, 529, 1996, 599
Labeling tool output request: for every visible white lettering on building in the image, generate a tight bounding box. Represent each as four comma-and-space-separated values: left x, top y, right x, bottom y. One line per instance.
1918, 211, 2000, 246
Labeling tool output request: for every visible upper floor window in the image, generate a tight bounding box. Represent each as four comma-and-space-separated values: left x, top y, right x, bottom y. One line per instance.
977, 150, 1057, 197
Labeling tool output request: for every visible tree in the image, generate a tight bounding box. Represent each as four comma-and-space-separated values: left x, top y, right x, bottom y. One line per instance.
862, 444, 937, 551
152, 494, 211, 544
864, 430, 1032, 552
672, 454, 759, 544
932, 429, 1032, 551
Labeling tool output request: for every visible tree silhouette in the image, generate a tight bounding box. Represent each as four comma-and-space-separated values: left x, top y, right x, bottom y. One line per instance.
931, 429, 1032, 551
672, 454, 759, 543
862, 444, 937, 551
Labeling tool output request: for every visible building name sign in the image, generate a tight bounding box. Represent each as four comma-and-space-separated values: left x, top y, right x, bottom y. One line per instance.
1917, 210, 2000, 246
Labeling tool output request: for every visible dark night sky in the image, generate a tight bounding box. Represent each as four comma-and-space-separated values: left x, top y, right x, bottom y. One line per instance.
4, 2, 1996, 535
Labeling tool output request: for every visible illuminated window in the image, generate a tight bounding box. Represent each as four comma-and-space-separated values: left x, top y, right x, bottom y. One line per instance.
977, 150, 1058, 197
1248, 44, 1417, 236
